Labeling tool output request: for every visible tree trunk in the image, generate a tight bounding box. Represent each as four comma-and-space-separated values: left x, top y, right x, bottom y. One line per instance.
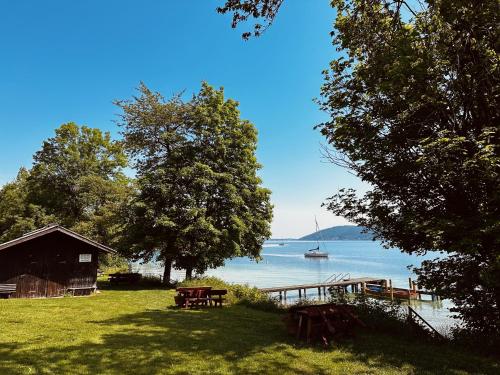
185, 267, 193, 280
163, 258, 172, 285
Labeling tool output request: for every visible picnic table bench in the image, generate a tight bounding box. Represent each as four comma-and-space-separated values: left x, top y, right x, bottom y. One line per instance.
67, 286, 97, 296
285, 303, 366, 346
208, 289, 227, 307
108, 273, 142, 284
0, 284, 17, 298
175, 287, 228, 308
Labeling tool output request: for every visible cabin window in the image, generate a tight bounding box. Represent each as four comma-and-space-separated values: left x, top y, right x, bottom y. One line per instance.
79, 254, 92, 263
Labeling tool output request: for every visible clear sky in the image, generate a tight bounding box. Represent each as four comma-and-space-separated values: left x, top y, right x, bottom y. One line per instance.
0, 0, 367, 238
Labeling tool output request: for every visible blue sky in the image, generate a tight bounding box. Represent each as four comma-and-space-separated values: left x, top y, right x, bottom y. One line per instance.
0, 0, 366, 238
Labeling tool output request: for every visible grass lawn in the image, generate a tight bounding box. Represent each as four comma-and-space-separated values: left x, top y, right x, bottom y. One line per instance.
0, 285, 498, 375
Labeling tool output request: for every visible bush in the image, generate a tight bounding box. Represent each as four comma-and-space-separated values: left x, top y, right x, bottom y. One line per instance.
179, 277, 281, 312
449, 326, 500, 357
99, 253, 129, 273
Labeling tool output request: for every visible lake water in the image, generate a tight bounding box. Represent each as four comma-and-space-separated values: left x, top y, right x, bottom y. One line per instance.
132, 240, 457, 333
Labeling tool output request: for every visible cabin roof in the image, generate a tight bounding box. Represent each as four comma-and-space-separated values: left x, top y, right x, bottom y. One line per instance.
0, 224, 116, 254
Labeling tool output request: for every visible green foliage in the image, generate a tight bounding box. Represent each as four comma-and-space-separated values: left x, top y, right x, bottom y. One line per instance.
0, 168, 55, 242
117, 82, 273, 281
179, 276, 280, 312
27, 122, 132, 246
0, 123, 132, 252
218, 0, 500, 337
318, 0, 500, 338
98, 253, 130, 273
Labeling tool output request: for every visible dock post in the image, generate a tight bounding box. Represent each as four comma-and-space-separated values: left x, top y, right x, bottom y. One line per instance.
284, 290, 287, 304
389, 279, 394, 301
362, 282, 366, 294
298, 289, 302, 299
304, 289, 307, 299
279, 291, 282, 303
323, 286, 326, 299
318, 287, 321, 300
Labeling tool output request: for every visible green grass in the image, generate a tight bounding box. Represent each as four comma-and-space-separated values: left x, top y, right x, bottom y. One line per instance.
0, 285, 498, 375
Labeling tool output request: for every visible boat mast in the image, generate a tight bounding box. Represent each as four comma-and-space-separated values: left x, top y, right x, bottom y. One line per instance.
315, 216, 321, 251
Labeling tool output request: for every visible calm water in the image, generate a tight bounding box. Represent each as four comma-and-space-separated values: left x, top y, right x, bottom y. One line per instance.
133, 240, 457, 332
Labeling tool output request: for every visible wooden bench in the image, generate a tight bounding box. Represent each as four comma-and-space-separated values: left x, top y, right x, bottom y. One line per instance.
208, 289, 227, 307
67, 286, 97, 296
108, 273, 142, 284
0, 284, 17, 298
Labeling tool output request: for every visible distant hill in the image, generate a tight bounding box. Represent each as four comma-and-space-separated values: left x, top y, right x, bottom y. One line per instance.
299, 225, 373, 241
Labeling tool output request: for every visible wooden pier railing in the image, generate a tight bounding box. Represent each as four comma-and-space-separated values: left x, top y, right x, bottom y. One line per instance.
407, 306, 445, 340
259, 276, 440, 304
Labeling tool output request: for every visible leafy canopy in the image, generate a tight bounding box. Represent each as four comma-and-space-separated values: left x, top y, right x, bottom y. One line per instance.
117, 82, 273, 279
218, 0, 500, 337
0, 123, 131, 250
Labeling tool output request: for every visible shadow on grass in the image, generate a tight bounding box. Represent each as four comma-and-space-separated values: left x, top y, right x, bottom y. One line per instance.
0, 305, 498, 374
332, 330, 499, 375
0, 306, 308, 375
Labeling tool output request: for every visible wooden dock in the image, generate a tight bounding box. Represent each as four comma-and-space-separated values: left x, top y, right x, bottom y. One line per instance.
258, 275, 440, 304
259, 277, 383, 303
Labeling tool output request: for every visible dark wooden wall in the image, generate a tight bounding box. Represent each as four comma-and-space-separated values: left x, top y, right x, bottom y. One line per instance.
0, 232, 100, 298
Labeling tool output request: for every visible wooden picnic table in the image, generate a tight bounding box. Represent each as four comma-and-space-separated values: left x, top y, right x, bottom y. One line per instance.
286, 303, 366, 345
208, 289, 227, 307
67, 286, 97, 296
108, 273, 142, 284
175, 287, 228, 308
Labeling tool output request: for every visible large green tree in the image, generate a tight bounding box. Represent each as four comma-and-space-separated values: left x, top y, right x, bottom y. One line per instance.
218, 0, 500, 336
0, 168, 54, 242
0, 123, 131, 253
117, 82, 273, 282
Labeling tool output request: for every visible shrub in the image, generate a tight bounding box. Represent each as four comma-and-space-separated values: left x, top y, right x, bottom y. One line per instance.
179, 277, 281, 312
99, 253, 129, 274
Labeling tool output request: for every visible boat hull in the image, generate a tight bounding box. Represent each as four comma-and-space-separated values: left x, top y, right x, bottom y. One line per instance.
304, 253, 328, 258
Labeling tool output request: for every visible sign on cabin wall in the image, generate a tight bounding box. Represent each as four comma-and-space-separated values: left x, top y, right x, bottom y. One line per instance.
79, 254, 92, 263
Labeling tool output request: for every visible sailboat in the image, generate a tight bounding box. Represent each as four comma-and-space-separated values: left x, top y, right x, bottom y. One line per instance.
304, 217, 329, 258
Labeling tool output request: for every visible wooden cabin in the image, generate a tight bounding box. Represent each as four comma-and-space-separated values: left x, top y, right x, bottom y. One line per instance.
0, 224, 115, 298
